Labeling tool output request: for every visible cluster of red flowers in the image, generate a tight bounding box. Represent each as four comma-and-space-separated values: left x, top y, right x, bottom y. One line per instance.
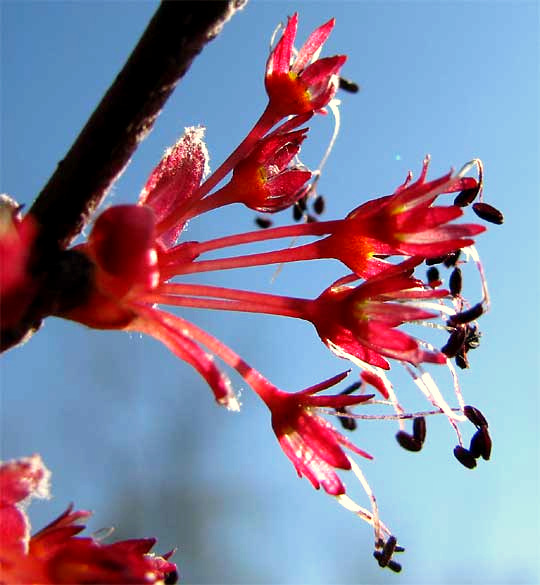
1, 13, 502, 579
0, 455, 177, 584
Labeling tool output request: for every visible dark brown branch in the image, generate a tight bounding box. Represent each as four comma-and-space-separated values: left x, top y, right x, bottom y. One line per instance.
1, 0, 246, 352
30, 0, 246, 250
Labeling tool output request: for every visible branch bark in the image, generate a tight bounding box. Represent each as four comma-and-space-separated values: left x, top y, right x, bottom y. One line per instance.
30, 0, 246, 250
1, 0, 246, 352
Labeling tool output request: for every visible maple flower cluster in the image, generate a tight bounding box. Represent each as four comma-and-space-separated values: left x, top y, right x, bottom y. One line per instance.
0, 455, 177, 584
0, 13, 502, 576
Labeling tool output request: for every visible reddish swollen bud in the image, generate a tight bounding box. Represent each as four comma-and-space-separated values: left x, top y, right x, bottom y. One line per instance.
88, 205, 159, 294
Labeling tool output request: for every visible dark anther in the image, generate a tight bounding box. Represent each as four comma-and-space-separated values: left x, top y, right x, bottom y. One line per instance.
472, 202, 504, 225
297, 195, 308, 211
255, 217, 272, 229
339, 76, 360, 93
441, 327, 466, 358
469, 427, 492, 460
164, 570, 179, 584
447, 303, 484, 327
463, 405, 489, 428
335, 381, 362, 431
413, 417, 426, 444
374, 536, 404, 571
455, 349, 469, 369
464, 325, 481, 351
313, 194, 325, 215
426, 255, 447, 266
292, 204, 303, 221
340, 381, 363, 395
449, 267, 463, 297
454, 185, 480, 207
453, 445, 477, 469
443, 250, 461, 268
306, 213, 318, 223
337, 411, 357, 431
383, 536, 397, 558
396, 430, 422, 452
427, 266, 440, 286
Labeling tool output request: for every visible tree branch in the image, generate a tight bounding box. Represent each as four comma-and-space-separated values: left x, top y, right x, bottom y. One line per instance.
1, 0, 246, 352
30, 0, 246, 250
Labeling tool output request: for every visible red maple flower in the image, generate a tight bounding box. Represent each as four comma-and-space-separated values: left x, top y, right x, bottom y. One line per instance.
0, 454, 177, 584
260, 371, 374, 495
228, 368, 396, 554
306, 258, 449, 372
265, 13, 346, 117
316, 156, 486, 277
188, 118, 313, 215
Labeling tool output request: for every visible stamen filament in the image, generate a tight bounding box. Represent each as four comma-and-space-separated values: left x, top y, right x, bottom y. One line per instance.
320, 407, 459, 421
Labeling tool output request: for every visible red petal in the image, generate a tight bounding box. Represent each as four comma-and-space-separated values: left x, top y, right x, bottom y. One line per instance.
300, 55, 347, 86
307, 393, 374, 408
266, 13, 297, 76
396, 205, 463, 232
266, 170, 311, 197
365, 302, 438, 324
293, 18, 335, 71
403, 223, 485, 244
361, 370, 390, 399
325, 329, 391, 370
279, 434, 346, 495
361, 321, 418, 353
296, 412, 351, 469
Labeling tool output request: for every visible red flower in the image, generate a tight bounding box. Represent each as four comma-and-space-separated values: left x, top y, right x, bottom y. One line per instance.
265, 13, 346, 117
260, 371, 374, 495
240, 371, 396, 554
194, 118, 312, 214
317, 156, 486, 277
306, 259, 449, 373
0, 455, 177, 584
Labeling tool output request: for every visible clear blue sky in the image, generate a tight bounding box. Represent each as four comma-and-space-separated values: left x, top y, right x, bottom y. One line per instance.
1, 2, 539, 583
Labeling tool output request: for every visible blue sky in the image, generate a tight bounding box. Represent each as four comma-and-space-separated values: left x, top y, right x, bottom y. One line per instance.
1, 2, 539, 583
